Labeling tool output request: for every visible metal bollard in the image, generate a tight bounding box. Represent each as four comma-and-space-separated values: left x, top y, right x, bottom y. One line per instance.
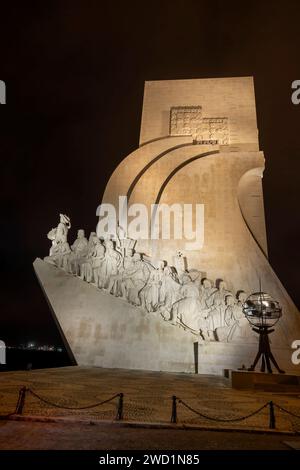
15, 386, 27, 415
171, 395, 177, 423
268, 401, 276, 429
116, 393, 124, 420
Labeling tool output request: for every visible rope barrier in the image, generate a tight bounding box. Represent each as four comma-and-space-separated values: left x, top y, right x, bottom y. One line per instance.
176, 397, 269, 423
6, 386, 300, 430
273, 403, 300, 419
27, 388, 122, 412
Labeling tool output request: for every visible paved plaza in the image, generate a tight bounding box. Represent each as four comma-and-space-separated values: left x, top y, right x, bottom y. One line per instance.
0, 366, 300, 449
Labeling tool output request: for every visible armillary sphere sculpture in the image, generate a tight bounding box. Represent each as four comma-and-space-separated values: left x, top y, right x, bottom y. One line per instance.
243, 292, 285, 374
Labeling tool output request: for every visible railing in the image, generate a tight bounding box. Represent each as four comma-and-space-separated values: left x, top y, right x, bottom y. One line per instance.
170, 395, 277, 429
10, 387, 123, 420
2, 387, 300, 431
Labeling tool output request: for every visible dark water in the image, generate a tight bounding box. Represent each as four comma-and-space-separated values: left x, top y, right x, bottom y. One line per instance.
0, 348, 72, 372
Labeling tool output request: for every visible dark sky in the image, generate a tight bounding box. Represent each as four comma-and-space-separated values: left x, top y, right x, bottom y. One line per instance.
1, 1, 299, 347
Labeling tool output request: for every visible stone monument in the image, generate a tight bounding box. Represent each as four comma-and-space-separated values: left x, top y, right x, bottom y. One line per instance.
34, 77, 300, 375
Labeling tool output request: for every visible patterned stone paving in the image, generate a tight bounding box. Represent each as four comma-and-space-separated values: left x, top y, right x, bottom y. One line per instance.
1, 366, 300, 431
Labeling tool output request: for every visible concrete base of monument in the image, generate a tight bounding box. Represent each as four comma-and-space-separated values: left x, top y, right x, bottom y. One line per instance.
196, 342, 297, 376
231, 370, 300, 392
33, 258, 297, 376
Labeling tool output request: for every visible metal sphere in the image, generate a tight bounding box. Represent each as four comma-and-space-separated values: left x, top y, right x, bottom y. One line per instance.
243, 292, 282, 328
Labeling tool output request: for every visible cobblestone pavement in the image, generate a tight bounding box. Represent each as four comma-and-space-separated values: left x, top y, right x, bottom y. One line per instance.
0, 366, 300, 432
0, 420, 296, 450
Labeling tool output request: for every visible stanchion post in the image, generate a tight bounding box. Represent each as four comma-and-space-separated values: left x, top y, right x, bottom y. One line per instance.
171, 395, 177, 423
269, 401, 276, 429
116, 393, 124, 420
15, 386, 27, 415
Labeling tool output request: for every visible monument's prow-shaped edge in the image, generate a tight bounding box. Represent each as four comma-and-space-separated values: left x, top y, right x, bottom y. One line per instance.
34, 77, 300, 375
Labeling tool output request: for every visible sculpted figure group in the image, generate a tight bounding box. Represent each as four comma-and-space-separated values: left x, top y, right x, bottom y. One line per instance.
44, 215, 254, 344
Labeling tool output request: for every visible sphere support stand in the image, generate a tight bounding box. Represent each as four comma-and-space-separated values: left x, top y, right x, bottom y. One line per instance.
248, 326, 285, 374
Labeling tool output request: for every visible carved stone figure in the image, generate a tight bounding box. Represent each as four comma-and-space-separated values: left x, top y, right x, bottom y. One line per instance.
45, 240, 71, 271
206, 294, 226, 334
45, 214, 71, 263
98, 239, 122, 289
79, 232, 97, 282
170, 279, 207, 336
206, 280, 230, 308
47, 228, 58, 256
45, 217, 72, 270
69, 229, 88, 275
58, 241, 72, 271
236, 291, 247, 306
159, 266, 181, 318
141, 260, 165, 312
91, 237, 106, 287
173, 251, 190, 284
199, 278, 215, 309
121, 253, 151, 306
106, 248, 135, 296
55, 214, 71, 244
214, 294, 236, 341
115, 224, 136, 257
217, 291, 254, 343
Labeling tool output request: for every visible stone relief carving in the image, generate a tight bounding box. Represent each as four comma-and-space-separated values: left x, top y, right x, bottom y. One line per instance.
44, 214, 72, 271
170, 106, 202, 139
69, 229, 88, 275
200, 117, 229, 145
169, 106, 229, 144
46, 213, 71, 256
79, 232, 97, 282
141, 260, 165, 312
44, 216, 254, 344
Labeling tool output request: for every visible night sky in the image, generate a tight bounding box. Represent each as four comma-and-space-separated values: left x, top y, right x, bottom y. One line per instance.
1, 1, 299, 348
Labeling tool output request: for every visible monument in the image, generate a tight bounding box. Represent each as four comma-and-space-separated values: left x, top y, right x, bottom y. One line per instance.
34, 77, 300, 375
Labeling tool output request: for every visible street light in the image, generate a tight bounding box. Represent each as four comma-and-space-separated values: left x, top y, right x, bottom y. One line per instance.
243, 292, 285, 374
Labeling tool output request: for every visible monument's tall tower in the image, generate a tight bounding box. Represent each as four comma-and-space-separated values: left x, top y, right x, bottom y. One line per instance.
102, 77, 299, 364
102, 78, 276, 297
34, 77, 300, 375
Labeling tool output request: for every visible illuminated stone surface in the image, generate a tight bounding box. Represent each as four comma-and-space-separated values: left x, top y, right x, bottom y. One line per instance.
34, 77, 300, 374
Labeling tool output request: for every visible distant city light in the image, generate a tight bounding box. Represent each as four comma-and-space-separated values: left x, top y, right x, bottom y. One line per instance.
7, 343, 64, 352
